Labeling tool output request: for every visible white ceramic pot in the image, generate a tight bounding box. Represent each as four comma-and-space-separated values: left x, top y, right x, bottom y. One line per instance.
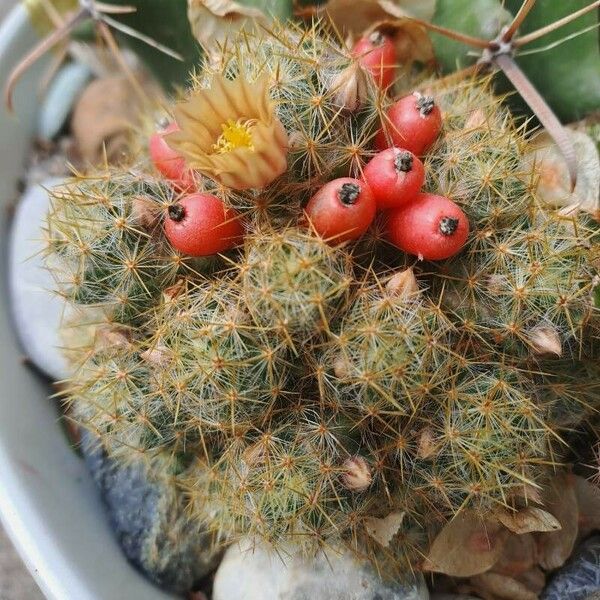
0, 7, 174, 599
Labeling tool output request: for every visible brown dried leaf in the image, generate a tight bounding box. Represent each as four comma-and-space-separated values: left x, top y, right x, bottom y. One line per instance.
318, 0, 435, 67
493, 533, 537, 577
363, 511, 405, 547
523, 129, 600, 218
495, 506, 561, 535
515, 566, 546, 596
187, 0, 268, 58
469, 572, 538, 600
536, 473, 578, 571
321, 0, 434, 35
71, 76, 151, 165
574, 475, 600, 539
424, 511, 507, 577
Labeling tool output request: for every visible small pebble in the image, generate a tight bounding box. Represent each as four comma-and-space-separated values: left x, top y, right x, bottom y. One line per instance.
213, 538, 429, 600
542, 536, 600, 600
83, 433, 221, 594
37, 62, 92, 141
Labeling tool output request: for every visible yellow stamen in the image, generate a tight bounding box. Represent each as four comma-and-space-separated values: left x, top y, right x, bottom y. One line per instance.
212, 118, 256, 154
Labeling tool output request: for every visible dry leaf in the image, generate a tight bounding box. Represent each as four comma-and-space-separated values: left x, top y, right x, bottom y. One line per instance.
493, 533, 537, 577
317, 0, 435, 68
416, 426, 437, 459
320, 0, 434, 35
515, 566, 546, 596
536, 472, 579, 570
469, 572, 538, 600
522, 129, 600, 218
424, 511, 507, 577
526, 325, 563, 358
71, 76, 152, 165
363, 511, 405, 547
188, 0, 268, 58
495, 506, 561, 535
574, 475, 600, 539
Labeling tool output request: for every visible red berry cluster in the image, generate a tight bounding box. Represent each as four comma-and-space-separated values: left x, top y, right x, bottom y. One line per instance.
305, 92, 469, 261
148, 31, 468, 264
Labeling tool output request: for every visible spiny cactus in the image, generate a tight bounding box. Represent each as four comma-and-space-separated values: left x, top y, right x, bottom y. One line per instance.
239, 227, 353, 344
422, 78, 600, 360
46, 171, 187, 323
319, 274, 452, 419
46, 18, 600, 581
409, 363, 551, 514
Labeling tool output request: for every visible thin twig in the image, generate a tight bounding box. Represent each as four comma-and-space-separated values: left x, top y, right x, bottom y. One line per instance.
515, 0, 600, 46
4, 9, 86, 111
517, 22, 600, 56
93, 2, 136, 14
404, 17, 490, 49
97, 19, 148, 106
502, 0, 538, 42
494, 54, 578, 188
101, 14, 184, 61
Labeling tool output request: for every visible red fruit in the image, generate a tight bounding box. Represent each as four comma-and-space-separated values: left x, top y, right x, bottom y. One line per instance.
375, 92, 443, 156
386, 193, 469, 261
164, 193, 244, 257
149, 122, 196, 191
353, 31, 397, 89
305, 178, 376, 244
363, 147, 425, 210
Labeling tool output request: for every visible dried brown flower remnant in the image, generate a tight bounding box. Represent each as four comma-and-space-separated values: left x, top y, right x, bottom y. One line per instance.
341, 455, 372, 491
167, 74, 289, 190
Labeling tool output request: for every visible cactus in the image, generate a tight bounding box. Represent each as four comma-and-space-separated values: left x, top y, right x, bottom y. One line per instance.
46, 18, 600, 581
240, 227, 353, 343
45, 170, 193, 324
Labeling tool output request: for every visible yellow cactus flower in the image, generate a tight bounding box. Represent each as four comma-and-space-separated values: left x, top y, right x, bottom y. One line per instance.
166, 74, 289, 190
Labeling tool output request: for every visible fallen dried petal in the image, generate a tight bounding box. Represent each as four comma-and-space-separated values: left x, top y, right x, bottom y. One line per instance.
341, 455, 372, 492
522, 129, 599, 218
526, 325, 562, 358
364, 511, 405, 547
385, 267, 420, 299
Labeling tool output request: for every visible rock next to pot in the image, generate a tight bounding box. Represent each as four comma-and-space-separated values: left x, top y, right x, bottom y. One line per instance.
82, 434, 221, 594
213, 538, 429, 600
542, 536, 600, 600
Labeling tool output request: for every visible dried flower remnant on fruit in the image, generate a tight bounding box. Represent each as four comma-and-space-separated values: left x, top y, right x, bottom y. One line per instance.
168, 204, 186, 222
439, 216, 459, 236
341, 455, 372, 491
395, 150, 413, 172
385, 268, 419, 298
167, 74, 289, 190
339, 183, 361, 205
415, 93, 435, 117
